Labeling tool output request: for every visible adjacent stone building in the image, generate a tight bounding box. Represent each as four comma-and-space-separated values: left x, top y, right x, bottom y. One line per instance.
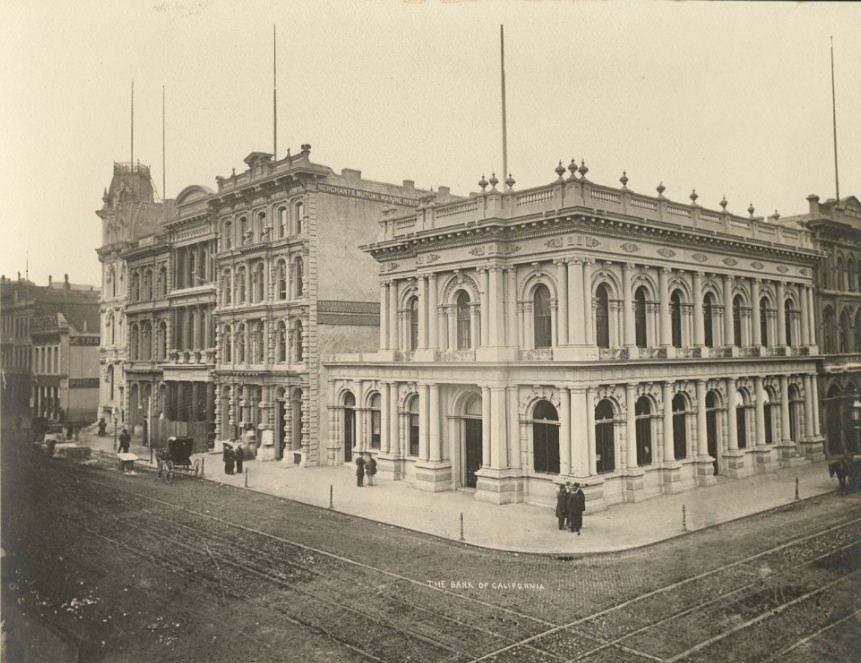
97, 145, 451, 455
325, 165, 826, 509
782, 195, 861, 458
1, 274, 100, 431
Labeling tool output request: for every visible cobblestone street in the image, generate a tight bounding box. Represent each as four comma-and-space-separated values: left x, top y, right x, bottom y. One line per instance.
2, 431, 859, 662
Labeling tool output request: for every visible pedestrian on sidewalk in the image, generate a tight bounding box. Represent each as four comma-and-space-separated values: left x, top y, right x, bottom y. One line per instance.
235, 442, 244, 475
223, 442, 236, 476
355, 453, 365, 487
555, 484, 569, 530
567, 482, 586, 535
366, 453, 377, 486
97, 418, 107, 436
118, 428, 131, 454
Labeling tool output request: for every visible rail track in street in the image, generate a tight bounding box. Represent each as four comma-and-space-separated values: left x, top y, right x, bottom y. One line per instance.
4, 439, 860, 662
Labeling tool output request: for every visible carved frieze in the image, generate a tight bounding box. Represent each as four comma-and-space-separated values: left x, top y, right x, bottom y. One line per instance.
657, 248, 676, 258
776, 265, 789, 274
544, 238, 563, 249
692, 253, 708, 263
468, 246, 486, 256
620, 242, 640, 253
722, 257, 738, 267
751, 261, 764, 270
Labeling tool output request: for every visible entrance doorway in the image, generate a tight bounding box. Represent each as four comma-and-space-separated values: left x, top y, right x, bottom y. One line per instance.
464, 419, 482, 488
706, 391, 719, 475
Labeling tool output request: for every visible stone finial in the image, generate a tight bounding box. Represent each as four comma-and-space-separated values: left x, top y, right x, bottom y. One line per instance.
620, 171, 629, 189
555, 160, 566, 180
489, 172, 499, 190
578, 159, 589, 178
748, 202, 755, 218
505, 173, 515, 190
720, 196, 728, 210
478, 174, 488, 191
690, 189, 699, 205
568, 158, 578, 180
656, 181, 666, 196
770, 209, 781, 221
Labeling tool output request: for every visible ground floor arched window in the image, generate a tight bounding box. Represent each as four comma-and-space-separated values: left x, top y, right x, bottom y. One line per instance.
408, 396, 420, 457
595, 399, 615, 473
672, 393, 687, 460
736, 395, 748, 450
343, 392, 355, 462
370, 393, 381, 449
532, 400, 559, 474
635, 396, 653, 466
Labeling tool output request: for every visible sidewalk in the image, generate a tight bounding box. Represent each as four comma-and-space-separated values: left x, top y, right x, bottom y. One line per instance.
78, 426, 838, 554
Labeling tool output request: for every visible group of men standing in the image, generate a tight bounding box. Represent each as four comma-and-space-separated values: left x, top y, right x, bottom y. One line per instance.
556, 482, 586, 534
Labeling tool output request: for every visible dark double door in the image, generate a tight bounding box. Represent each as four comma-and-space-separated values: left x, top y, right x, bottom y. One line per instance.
464, 419, 482, 488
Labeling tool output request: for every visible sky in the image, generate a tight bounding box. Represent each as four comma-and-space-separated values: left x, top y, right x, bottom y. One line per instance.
1, 0, 860, 287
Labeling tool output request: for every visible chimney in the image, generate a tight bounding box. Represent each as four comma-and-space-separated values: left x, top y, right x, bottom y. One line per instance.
438, 186, 450, 198
807, 194, 820, 216
402, 180, 415, 189
48, 274, 52, 285
64, 274, 70, 289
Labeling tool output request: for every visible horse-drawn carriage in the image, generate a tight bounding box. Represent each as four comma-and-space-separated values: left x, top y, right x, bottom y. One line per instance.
156, 436, 202, 483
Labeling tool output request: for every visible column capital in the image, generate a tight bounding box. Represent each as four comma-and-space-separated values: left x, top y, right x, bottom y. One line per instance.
553, 257, 568, 266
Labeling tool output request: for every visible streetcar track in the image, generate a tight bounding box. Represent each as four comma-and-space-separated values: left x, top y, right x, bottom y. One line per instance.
16, 447, 861, 663
768, 607, 861, 660
665, 568, 861, 662
471, 516, 861, 662
562, 539, 861, 662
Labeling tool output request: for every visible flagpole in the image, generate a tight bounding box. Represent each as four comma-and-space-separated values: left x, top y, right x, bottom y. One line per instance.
131, 80, 135, 165
830, 36, 840, 202
500, 25, 508, 182
273, 24, 278, 159
163, 85, 167, 214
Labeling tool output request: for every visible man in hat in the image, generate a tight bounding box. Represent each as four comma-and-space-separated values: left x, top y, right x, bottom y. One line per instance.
567, 482, 586, 534
555, 483, 569, 530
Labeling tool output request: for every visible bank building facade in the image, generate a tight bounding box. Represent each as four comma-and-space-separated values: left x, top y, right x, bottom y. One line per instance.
325, 164, 825, 509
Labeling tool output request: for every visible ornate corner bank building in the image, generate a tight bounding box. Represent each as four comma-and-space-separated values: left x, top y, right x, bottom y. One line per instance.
325, 166, 830, 509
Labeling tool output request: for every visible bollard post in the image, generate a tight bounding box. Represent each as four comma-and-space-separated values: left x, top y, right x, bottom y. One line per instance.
244, 467, 248, 488
682, 504, 687, 532
329, 484, 334, 509
459, 512, 464, 541
150, 445, 153, 465
795, 476, 799, 501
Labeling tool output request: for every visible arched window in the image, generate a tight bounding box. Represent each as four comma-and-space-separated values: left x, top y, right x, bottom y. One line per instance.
703, 293, 715, 348
107, 313, 115, 346
252, 321, 264, 363
294, 257, 304, 298
277, 321, 287, 362
847, 259, 855, 292
839, 309, 850, 353
837, 257, 844, 291
257, 211, 267, 240
107, 364, 115, 401
672, 393, 687, 460
223, 220, 233, 250
532, 400, 559, 474
456, 291, 471, 350
634, 287, 647, 348
370, 393, 381, 449
108, 267, 116, 297
408, 297, 419, 351
131, 272, 140, 302
278, 206, 288, 238
343, 392, 355, 462
763, 394, 773, 444
706, 391, 719, 474
595, 284, 610, 348
294, 201, 305, 234
671, 290, 682, 348
294, 320, 303, 362
277, 261, 287, 300
595, 400, 615, 473
236, 266, 246, 304
760, 297, 769, 346
533, 285, 552, 348
736, 394, 748, 449
239, 216, 249, 245
222, 270, 232, 305
157, 321, 167, 360
157, 266, 167, 299
785, 300, 793, 347
635, 396, 653, 466
254, 262, 265, 302
855, 309, 861, 353
144, 270, 153, 300
733, 295, 743, 347
408, 395, 419, 456
223, 326, 232, 363
236, 324, 246, 363
130, 324, 139, 361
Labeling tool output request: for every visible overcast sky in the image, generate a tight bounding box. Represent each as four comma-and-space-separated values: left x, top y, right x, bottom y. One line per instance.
2, 0, 860, 287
